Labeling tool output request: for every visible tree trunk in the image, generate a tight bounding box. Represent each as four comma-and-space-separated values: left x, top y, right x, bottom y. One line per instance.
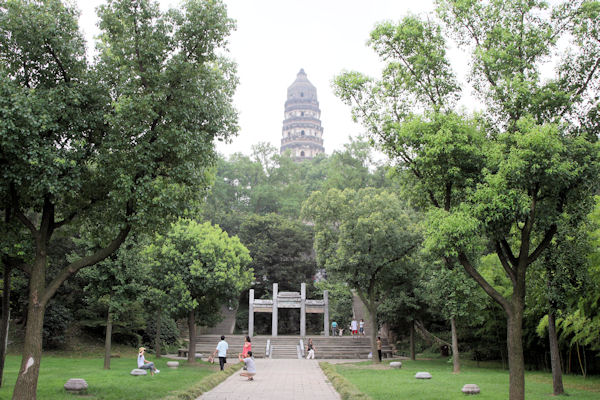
450, 316, 460, 374
410, 319, 415, 361
547, 311, 564, 395
0, 266, 12, 387
367, 301, 379, 363
154, 312, 162, 359
187, 311, 196, 364
506, 307, 525, 400
104, 310, 113, 370
12, 254, 48, 400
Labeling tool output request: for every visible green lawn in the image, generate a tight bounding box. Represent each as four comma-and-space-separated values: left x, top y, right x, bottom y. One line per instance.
0, 354, 219, 399
333, 358, 600, 400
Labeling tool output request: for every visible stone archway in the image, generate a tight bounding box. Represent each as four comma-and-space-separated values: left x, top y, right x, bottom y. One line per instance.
248, 283, 329, 337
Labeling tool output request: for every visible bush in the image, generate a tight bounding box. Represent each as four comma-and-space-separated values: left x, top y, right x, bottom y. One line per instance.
43, 302, 73, 349
142, 315, 180, 350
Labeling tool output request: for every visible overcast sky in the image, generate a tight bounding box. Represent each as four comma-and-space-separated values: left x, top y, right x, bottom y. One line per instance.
77, 0, 447, 157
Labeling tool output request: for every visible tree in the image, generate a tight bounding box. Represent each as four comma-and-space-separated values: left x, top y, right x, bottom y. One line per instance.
303, 188, 422, 363
333, 2, 600, 398
0, 0, 237, 397
237, 213, 316, 295
77, 238, 148, 369
422, 265, 485, 373
142, 219, 253, 364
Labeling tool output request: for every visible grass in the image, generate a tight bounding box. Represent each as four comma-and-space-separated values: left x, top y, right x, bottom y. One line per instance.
0, 351, 238, 399
329, 357, 600, 400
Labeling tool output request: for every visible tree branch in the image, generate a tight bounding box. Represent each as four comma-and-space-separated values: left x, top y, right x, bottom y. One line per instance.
527, 224, 558, 265
414, 320, 451, 348
44, 40, 69, 83
458, 251, 510, 313
1, 254, 31, 276
500, 238, 518, 267
40, 225, 131, 307
495, 241, 517, 286
10, 183, 37, 236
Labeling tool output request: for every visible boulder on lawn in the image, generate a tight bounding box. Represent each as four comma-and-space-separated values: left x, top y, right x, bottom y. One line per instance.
389, 361, 402, 369
462, 384, 481, 395
415, 372, 432, 379
167, 361, 179, 368
130, 369, 148, 376
64, 378, 88, 393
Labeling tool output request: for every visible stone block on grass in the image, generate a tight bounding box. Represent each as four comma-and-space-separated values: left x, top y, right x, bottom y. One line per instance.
462, 384, 480, 394
130, 369, 148, 376
167, 361, 179, 368
415, 372, 432, 379
64, 378, 88, 393
389, 361, 402, 369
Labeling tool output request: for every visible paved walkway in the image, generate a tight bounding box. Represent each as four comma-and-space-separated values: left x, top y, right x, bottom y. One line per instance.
197, 359, 341, 400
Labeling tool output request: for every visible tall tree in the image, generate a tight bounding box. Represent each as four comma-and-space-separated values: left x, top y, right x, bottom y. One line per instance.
0, 0, 237, 397
333, 2, 600, 398
237, 213, 316, 295
303, 188, 422, 363
142, 219, 253, 364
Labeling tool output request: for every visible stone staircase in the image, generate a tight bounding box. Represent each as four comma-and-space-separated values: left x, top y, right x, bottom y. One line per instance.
306, 336, 394, 359
188, 334, 394, 360
191, 334, 268, 359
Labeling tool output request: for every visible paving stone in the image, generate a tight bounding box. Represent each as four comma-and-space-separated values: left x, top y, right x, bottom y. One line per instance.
415, 371, 432, 379
130, 368, 148, 376
64, 378, 88, 392
167, 361, 180, 368
197, 359, 340, 400
462, 384, 481, 394
389, 361, 402, 369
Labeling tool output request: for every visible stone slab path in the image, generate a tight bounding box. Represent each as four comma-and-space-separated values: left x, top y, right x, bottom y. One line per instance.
197, 359, 341, 400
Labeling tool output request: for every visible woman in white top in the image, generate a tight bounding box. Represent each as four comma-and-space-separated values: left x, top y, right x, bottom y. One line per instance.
137, 347, 160, 375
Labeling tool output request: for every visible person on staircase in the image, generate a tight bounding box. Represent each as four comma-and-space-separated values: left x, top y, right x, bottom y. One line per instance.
359, 319, 365, 336
351, 318, 358, 339
305, 338, 316, 359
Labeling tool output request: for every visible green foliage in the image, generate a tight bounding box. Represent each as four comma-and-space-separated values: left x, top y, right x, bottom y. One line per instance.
142, 219, 253, 322
42, 302, 73, 349
550, 197, 600, 354
315, 281, 353, 331
237, 213, 316, 295
303, 188, 421, 296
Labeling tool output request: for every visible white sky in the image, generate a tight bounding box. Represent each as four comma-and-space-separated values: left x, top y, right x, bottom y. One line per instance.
76, 0, 455, 157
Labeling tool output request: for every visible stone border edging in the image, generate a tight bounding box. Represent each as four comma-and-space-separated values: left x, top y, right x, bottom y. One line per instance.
161, 362, 243, 400
319, 362, 372, 400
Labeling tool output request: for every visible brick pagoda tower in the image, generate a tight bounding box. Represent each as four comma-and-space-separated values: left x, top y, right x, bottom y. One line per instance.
280, 69, 325, 159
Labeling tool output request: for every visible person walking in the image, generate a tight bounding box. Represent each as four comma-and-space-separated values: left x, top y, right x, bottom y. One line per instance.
239, 351, 256, 381
359, 319, 365, 336
305, 338, 316, 359
351, 318, 358, 338
331, 320, 338, 337
137, 347, 160, 375
212, 335, 229, 371
377, 337, 382, 362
